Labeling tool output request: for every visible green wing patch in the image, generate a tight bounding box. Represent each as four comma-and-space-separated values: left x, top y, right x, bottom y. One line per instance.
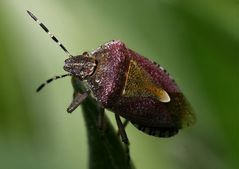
122, 60, 170, 103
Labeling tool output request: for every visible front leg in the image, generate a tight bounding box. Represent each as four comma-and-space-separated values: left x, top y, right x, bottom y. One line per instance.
67, 91, 89, 113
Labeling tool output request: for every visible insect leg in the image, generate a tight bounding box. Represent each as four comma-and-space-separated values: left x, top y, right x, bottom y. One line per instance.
117, 119, 129, 136
122, 119, 129, 128
115, 114, 129, 145
115, 114, 130, 162
67, 91, 89, 113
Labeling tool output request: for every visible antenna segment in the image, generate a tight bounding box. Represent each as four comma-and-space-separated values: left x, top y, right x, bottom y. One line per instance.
36, 74, 71, 92
27, 10, 72, 57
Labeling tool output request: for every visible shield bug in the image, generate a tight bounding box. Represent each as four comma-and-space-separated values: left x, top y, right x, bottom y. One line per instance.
27, 11, 196, 144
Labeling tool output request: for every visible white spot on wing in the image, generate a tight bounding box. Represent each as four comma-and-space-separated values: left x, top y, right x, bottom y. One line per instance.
160, 90, 171, 103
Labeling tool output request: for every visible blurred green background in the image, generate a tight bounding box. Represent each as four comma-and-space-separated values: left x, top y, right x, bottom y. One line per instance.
0, 0, 238, 169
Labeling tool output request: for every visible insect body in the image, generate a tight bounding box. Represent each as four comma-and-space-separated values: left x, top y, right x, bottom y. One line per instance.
27, 11, 196, 144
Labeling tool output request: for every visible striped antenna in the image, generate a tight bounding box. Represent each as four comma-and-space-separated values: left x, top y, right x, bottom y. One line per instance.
27, 10, 72, 57
36, 74, 71, 92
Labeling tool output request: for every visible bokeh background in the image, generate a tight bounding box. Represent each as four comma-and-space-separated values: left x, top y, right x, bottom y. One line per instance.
0, 0, 238, 169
